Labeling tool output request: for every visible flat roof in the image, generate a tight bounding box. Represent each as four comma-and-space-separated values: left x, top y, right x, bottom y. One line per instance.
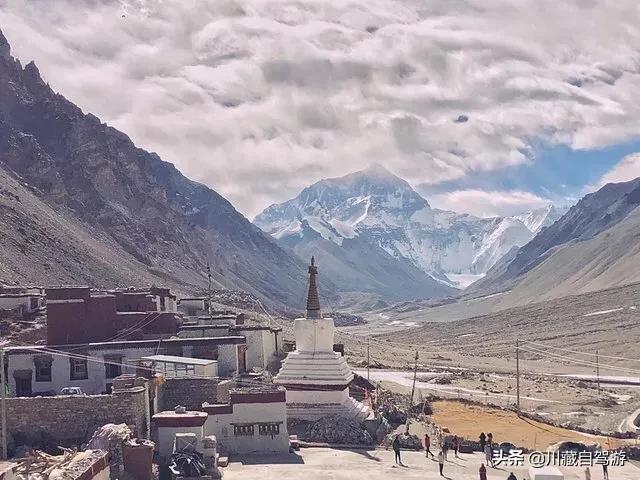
140, 355, 217, 366
6, 335, 246, 354
0, 293, 39, 298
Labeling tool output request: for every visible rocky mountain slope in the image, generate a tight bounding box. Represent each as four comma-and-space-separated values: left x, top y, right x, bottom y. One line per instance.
468, 177, 640, 300
0, 29, 320, 309
255, 165, 562, 296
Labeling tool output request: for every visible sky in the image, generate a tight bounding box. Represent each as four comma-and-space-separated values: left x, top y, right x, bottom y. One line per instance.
2, 0, 640, 218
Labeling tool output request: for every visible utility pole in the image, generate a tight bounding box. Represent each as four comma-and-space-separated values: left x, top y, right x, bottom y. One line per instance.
366, 337, 370, 382
1, 346, 7, 460
406, 350, 419, 434
596, 350, 601, 396
207, 262, 212, 322
516, 339, 521, 413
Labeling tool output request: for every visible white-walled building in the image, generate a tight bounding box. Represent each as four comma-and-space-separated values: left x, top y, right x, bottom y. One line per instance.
202, 386, 289, 454
153, 386, 289, 457
178, 321, 282, 373
274, 257, 371, 421
5, 336, 244, 396
0, 288, 44, 315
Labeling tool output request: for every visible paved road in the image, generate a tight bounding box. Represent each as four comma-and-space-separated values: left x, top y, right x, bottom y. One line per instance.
354, 368, 561, 404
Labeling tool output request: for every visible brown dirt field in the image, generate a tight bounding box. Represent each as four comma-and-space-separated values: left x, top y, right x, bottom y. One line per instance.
429, 400, 625, 450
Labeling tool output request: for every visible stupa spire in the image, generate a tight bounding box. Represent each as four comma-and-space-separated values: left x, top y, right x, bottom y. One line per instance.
306, 256, 321, 319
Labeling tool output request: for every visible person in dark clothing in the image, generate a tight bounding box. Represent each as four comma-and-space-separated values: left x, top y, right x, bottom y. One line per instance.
392, 435, 402, 465
479, 432, 487, 452
602, 463, 609, 480
479, 463, 487, 480
487, 432, 493, 445
506, 473, 518, 480
453, 435, 460, 458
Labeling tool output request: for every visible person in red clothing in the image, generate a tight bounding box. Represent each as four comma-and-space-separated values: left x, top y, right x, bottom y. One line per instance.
424, 433, 434, 458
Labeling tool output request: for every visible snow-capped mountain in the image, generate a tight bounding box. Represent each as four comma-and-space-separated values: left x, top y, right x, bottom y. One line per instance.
254, 165, 564, 292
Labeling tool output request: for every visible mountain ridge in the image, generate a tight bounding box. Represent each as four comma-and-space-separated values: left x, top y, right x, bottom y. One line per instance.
255, 165, 563, 296
0, 28, 324, 310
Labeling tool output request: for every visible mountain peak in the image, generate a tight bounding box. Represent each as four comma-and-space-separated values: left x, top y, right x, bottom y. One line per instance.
0, 29, 10, 61
361, 163, 395, 177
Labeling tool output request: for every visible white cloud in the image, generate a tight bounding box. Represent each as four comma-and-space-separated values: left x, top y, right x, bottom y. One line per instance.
429, 189, 550, 218
590, 152, 640, 191
1, 1, 640, 216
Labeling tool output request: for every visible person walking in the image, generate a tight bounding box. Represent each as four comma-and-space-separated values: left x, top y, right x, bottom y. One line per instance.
479, 463, 487, 480
453, 435, 460, 458
479, 432, 486, 452
392, 435, 402, 465
602, 463, 609, 480
484, 443, 493, 467
438, 450, 445, 477
487, 432, 493, 445
584, 466, 591, 480
424, 433, 434, 458
441, 437, 449, 460
506, 473, 517, 480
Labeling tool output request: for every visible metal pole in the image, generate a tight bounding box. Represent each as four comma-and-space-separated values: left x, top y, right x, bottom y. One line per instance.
366, 337, 370, 382
1, 346, 7, 459
516, 339, 520, 412
207, 262, 212, 322
596, 350, 601, 396
406, 351, 419, 434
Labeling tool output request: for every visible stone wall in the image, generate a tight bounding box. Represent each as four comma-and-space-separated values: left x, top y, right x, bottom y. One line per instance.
158, 378, 230, 411
5, 387, 147, 453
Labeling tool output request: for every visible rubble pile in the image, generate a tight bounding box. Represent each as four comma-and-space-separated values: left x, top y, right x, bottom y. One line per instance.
15, 448, 108, 480
301, 417, 373, 445
86, 424, 132, 479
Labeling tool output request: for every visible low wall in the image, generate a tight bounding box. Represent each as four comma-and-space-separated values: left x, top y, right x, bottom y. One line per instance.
158, 378, 226, 411
5, 387, 147, 453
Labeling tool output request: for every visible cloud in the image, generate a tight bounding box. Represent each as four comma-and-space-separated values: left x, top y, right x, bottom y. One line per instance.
429, 189, 550, 218
1, 0, 640, 216
590, 152, 640, 190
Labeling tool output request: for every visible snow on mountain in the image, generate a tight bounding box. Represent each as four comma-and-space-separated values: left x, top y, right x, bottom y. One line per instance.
255, 165, 563, 290
514, 205, 565, 235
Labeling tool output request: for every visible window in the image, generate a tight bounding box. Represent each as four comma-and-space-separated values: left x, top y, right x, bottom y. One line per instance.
34, 355, 52, 382
104, 355, 122, 379
233, 424, 254, 437
258, 423, 280, 436
70, 358, 88, 380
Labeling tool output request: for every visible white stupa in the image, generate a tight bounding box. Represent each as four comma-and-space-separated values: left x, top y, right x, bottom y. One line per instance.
274, 257, 371, 421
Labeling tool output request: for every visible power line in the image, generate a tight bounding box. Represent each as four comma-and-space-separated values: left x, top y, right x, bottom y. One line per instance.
519, 345, 640, 375
521, 340, 640, 363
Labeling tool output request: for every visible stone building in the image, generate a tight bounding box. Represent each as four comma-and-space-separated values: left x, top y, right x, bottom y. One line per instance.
0, 286, 45, 315
45, 286, 178, 345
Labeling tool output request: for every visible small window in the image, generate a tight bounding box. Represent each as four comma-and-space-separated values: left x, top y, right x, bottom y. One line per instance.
233, 424, 254, 437
258, 423, 280, 436
34, 355, 53, 382
104, 355, 122, 379
70, 358, 88, 380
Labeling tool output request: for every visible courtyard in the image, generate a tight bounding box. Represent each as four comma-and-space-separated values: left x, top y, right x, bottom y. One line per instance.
224, 447, 640, 480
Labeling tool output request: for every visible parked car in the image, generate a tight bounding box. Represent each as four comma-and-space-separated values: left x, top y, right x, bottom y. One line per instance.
60, 387, 85, 395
